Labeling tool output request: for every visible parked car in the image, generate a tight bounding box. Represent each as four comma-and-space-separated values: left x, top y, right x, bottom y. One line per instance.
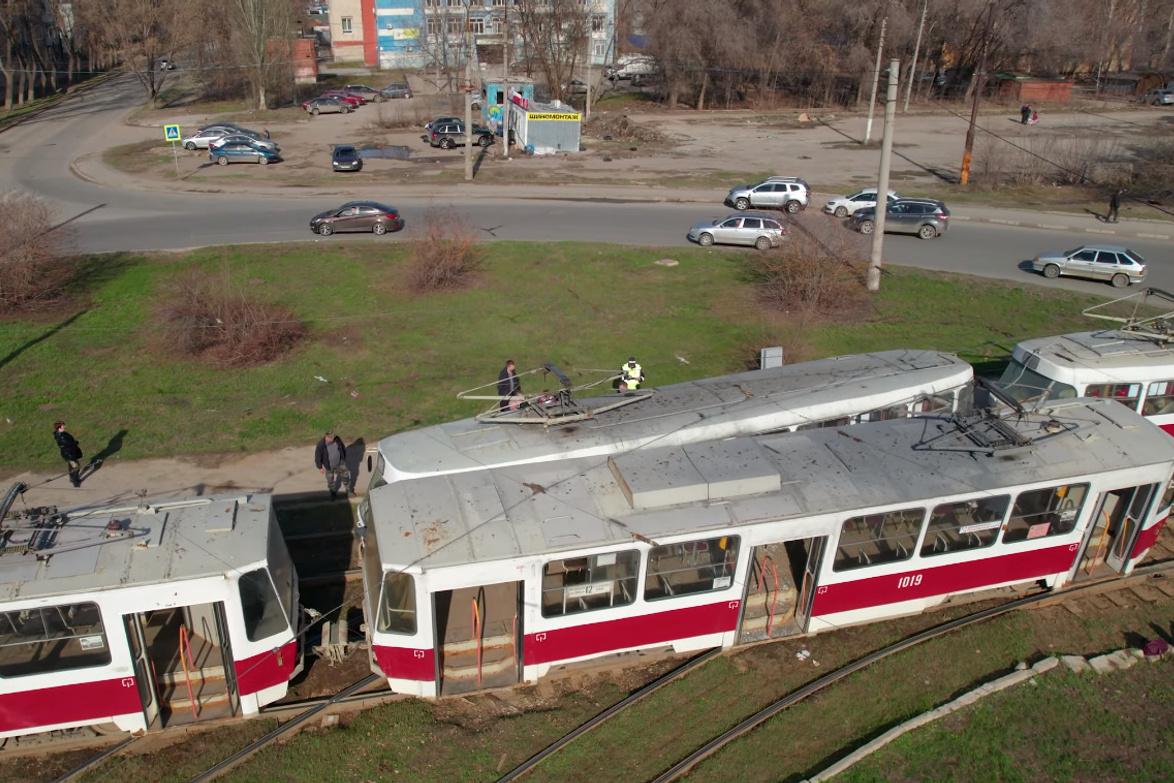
197, 122, 250, 134
303, 97, 350, 115
1140, 89, 1174, 106
322, 90, 365, 105
159, 58, 176, 71
210, 134, 278, 152
724, 176, 810, 213
824, 188, 901, 218
605, 55, 659, 81
852, 198, 950, 239
332, 145, 362, 172
310, 201, 404, 235
181, 129, 236, 150
381, 82, 413, 100
686, 212, 787, 251
1030, 245, 1147, 288
344, 84, 385, 102
423, 121, 495, 149
209, 143, 281, 166
425, 116, 462, 132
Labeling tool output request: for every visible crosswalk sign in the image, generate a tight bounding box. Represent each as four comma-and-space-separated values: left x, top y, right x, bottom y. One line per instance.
163, 124, 181, 141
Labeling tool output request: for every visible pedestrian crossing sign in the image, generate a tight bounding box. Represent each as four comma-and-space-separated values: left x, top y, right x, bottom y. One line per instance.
164, 124, 181, 141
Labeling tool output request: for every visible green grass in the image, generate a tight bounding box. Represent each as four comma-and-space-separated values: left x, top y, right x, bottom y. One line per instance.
0, 242, 1110, 470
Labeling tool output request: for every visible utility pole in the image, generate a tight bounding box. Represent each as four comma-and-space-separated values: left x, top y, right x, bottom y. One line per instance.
868, 59, 899, 293
585, 20, 593, 121
903, 0, 928, 113
863, 16, 887, 145
464, 1, 474, 182
500, 4, 510, 159
959, 1, 994, 186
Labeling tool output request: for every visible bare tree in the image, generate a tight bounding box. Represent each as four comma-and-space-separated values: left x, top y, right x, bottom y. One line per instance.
514, 0, 590, 102
228, 0, 298, 109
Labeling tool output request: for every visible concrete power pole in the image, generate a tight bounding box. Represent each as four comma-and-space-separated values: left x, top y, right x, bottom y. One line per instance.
903, 0, 928, 113
960, 2, 994, 186
867, 59, 900, 293
464, 3, 474, 182
863, 16, 887, 145
500, 5, 510, 159
585, 24, 593, 122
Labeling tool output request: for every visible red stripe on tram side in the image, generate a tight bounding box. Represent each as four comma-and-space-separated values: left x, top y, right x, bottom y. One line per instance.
0, 677, 142, 733
1157, 422, 1174, 436
523, 600, 741, 666
372, 644, 435, 681
812, 544, 1079, 617
1131, 513, 1169, 560
234, 639, 298, 696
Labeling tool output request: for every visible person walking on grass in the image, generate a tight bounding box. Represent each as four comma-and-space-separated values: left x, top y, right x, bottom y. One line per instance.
1108, 189, 1123, 223
53, 421, 83, 488
314, 430, 351, 500
497, 360, 521, 410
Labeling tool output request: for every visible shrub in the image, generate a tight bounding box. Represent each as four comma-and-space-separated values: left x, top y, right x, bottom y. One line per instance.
156, 269, 306, 368
747, 220, 871, 322
0, 190, 76, 312
407, 206, 484, 292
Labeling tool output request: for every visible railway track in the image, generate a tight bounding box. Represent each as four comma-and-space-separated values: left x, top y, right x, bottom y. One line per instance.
498, 558, 1174, 783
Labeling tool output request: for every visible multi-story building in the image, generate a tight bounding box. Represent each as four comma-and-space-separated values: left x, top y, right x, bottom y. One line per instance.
359, 0, 617, 71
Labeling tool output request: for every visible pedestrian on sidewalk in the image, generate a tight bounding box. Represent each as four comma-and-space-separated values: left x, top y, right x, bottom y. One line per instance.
1108, 189, 1123, 223
1020, 104, 1031, 125
314, 430, 351, 500
53, 421, 83, 487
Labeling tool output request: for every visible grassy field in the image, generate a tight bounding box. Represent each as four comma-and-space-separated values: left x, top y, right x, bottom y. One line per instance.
0, 241, 1113, 470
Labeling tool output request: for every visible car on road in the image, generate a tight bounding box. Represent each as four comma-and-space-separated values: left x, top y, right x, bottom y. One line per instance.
824, 188, 901, 218
382, 82, 413, 100
423, 121, 495, 149
210, 134, 278, 152
332, 145, 362, 172
310, 201, 405, 235
1030, 245, 1147, 288
686, 212, 787, 250
209, 142, 281, 165
159, 58, 176, 71
724, 176, 810, 213
1140, 89, 1174, 106
303, 97, 350, 115
343, 84, 385, 102
852, 198, 950, 239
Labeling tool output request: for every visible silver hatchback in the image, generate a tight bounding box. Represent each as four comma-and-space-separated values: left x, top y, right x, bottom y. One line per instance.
1031, 245, 1147, 288
687, 213, 787, 250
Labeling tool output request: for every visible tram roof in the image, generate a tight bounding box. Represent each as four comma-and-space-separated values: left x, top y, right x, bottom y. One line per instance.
1014, 330, 1174, 374
376, 350, 972, 482
367, 397, 1174, 571
0, 494, 274, 604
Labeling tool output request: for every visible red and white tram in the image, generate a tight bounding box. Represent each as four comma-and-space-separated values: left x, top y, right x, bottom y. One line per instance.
0, 491, 302, 739
367, 349, 973, 487
359, 397, 1174, 697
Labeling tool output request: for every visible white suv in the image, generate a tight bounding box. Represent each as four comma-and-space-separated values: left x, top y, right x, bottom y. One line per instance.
724, 177, 810, 213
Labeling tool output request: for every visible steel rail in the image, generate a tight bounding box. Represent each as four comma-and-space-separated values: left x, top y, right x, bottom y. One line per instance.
49, 736, 136, 783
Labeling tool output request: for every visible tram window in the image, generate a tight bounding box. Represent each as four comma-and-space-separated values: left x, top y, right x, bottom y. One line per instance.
0, 602, 110, 677
1143, 381, 1174, 416
913, 393, 954, 414
238, 568, 291, 641
1084, 383, 1141, 412
377, 572, 416, 634
921, 496, 1008, 557
644, 536, 740, 601
1003, 483, 1089, 544
542, 550, 639, 617
997, 362, 1076, 404
833, 509, 925, 572
796, 417, 850, 431
857, 405, 907, 423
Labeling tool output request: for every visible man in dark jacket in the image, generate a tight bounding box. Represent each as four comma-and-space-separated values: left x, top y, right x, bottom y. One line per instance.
54, 421, 83, 487
314, 430, 351, 500
497, 360, 521, 410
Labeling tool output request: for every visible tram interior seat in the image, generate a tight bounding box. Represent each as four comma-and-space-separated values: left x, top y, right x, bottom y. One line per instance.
1143, 396, 1174, 416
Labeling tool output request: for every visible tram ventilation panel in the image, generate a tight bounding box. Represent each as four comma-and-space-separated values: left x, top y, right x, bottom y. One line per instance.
608, 439, 781, 510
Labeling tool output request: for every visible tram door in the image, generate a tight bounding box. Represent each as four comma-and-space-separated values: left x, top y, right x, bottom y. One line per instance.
123, 614, 160, 731
738, 537, 823, 644
433, 581, 522, 695
1076, 484, 1158, 580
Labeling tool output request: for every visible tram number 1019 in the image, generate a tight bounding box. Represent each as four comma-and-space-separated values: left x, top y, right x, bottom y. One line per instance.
897, 574, 924, 589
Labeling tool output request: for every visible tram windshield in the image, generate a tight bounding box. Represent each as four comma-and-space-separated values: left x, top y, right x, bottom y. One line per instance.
268, 515, 296, 623
997, 360, 1076, 404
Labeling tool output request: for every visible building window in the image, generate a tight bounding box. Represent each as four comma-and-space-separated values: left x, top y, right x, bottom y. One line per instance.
447, 17, 463, 34
0, 603, 111, 677
425, 0, 441, 6
1003, 484, 1088, 544
427, 17, 443, 35
542, 551, 639, 617
644, 536, 739, 600
341, 16, 353, 34
492, 0, 506, 5
592, 14, 606, 33
469, 16, 485, 33
446, 0, 462, 6
834, 508, 925, 571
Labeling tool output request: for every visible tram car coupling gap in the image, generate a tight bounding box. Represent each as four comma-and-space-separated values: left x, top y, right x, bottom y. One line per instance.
0, 493, 302, 739
358, 397, 1174, 698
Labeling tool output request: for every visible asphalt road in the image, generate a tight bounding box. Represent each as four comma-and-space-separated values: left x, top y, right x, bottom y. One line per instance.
1, 75, 1169, 301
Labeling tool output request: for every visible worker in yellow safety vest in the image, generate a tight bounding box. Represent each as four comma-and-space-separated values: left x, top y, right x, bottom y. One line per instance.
620, 357, 645, 390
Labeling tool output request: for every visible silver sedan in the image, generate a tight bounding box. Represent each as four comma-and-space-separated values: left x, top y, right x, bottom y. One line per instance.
1030, 245, 1148, 288
687, 213, 787, 251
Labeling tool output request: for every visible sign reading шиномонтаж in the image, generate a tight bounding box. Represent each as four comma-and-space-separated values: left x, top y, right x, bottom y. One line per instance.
526, 113, 580, 121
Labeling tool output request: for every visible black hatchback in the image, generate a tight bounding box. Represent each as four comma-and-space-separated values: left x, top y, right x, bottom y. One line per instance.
310, 201, 405, 236
332, 145, 362, 172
